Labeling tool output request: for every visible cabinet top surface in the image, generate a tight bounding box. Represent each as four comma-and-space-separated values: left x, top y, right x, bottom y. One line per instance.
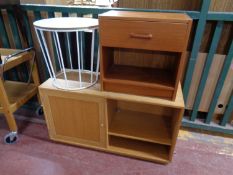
39, 79, 184, 108
99, 10, 192, 23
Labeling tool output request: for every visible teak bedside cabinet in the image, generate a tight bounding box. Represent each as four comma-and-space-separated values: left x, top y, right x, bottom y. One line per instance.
99, 11, 192, 100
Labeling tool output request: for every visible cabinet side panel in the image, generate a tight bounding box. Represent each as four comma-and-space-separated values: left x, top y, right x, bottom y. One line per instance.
169, 108, 184, 160
39, 89, 56, 138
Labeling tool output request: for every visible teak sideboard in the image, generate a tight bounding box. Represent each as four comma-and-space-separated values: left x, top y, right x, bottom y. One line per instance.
40, 79, 184, 164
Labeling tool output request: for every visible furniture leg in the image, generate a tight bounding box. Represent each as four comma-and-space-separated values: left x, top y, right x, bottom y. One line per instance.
3, 111, 17, 132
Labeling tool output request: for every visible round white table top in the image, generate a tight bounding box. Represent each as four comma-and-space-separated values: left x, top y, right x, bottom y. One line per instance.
33, 17, 98, 31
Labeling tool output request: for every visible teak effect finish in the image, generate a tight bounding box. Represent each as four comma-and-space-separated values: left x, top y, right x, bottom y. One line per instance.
0, 49, 40, 133
100, 19, 189, 52
99, 11, 191, 22
40, 88, 107, 148
99, 11, 192, 100
39, 11, 188, 164
39, 79, 184, 164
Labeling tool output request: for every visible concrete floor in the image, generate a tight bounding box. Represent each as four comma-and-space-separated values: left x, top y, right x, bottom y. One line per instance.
0, 115, 233, 175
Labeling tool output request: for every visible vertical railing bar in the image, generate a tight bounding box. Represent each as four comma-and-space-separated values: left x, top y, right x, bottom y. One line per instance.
33, 11, 50, 79
34, 11, 49, 78
93, 14, 98, 19
62, 12, 71, 71
183, 0, 211, 102
33, 10, 42, 21
76, 31, 82, 87
55, 32, 68, 86
0, 12, 10, 48
206, 39, 233, 124
35, 29, 53, 78
48, 11, 55, 18
77, 13, 84, 70
5, 8, 27, 86
22, 10, 34, 47
66, 33, 73, 69
62, 12, 69, 17
220, 95, 233, 126
7, 9, 22, 49
7, 9, 25, 81
90, 29, 95, 83
17, 9, 32, 81
48, 11, 61, 72
190, 21, 224, 121
0, 8, 11, 62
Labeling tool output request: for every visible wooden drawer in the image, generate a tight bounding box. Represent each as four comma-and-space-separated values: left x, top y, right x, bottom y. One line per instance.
99, 19, 189, 52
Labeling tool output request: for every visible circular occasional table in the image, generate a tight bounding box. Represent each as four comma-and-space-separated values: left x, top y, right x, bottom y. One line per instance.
34, 17, 99, 90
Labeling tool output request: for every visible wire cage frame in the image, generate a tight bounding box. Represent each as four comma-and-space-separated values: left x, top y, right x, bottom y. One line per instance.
33, 17, 99, 90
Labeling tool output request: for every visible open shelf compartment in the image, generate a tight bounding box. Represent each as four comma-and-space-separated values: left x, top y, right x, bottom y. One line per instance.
101, 47, 181, 98
108, 135, 170, 163
107, 99, 182, 146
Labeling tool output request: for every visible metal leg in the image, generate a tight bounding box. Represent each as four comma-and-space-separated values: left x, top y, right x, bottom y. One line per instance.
96, 45, 100, 81
76, 31, 82, 87
55, 32, 68, 87
39, 30, 56, 79
35, 29, 53, 78
90, 30, 95, 83
4, 112, 17, 132
80, 32, 84, 70
0, 77, 18, 144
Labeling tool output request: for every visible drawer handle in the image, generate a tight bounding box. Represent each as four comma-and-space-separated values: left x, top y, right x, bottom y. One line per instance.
129, 33, 152, 39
